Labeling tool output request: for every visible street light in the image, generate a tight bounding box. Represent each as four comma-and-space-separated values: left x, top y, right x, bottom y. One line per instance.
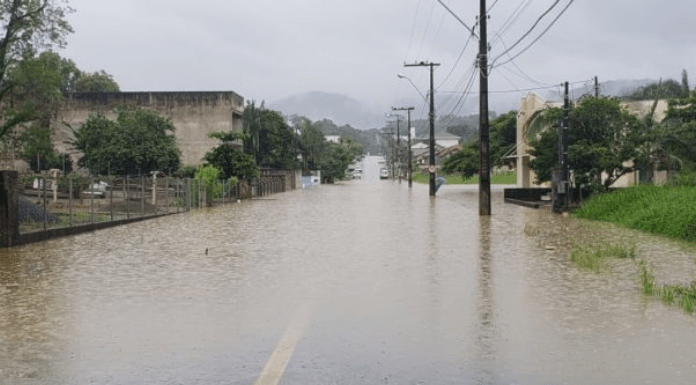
397, 73, 427, 102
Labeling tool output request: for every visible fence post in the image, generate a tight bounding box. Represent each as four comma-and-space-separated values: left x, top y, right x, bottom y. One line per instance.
69, 177, 73, 227
126, 176, 130, 219
140, 176, 144, 216
43, 177, 47, 230
0, 171, 19, 248
90, 177, 95, 223
110, 178, 114, 221
185, 178, 190, 211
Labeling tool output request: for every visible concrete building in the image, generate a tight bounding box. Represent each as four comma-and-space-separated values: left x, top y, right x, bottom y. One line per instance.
514, 93, 669, 188
51, 91, 245, 167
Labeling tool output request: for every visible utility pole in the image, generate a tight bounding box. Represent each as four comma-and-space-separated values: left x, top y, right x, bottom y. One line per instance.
382, 130, 395, 180
396, 115, 402, 183
404, 61, 440, 196
479, 0, 491, 215
594, 76, 600, 98
393, 107, 415, 187
554, 81, 570, 212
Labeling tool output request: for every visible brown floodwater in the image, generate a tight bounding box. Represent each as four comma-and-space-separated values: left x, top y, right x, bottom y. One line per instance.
1, 156, 695, 385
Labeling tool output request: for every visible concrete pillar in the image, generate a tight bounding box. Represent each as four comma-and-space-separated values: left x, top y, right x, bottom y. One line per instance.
0, 171, 19, 248
52, 179, 58, 202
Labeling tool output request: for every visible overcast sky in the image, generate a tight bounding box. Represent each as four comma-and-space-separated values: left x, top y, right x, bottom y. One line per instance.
61, 0, 696, 121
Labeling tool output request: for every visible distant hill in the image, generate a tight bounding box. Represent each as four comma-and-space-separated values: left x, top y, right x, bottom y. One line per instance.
268, 92, 385, 130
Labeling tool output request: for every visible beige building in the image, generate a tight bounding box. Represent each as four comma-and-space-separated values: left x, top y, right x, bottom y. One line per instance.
514, 93, 669, 188
51, 91, 245, 167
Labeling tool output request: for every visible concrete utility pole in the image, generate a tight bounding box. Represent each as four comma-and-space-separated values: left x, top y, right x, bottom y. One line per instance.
404, 61, 440, 196
395, 115, 402, 183
554, 81, 570, 212
393, 107, 415, 188
479, 0, 491, 215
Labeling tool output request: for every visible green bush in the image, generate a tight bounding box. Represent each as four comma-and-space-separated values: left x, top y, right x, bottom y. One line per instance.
195, 165, 223, 206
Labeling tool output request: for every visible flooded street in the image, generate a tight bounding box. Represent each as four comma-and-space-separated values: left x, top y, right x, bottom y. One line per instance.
1, 156, 696, 384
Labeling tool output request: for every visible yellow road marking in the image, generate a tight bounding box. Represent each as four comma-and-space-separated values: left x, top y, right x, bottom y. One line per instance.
253, 303, 314, 385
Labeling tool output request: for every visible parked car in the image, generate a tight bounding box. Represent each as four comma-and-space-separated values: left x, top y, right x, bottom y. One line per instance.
380, 168, 389, 180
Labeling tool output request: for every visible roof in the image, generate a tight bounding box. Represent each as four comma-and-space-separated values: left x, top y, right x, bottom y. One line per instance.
415, 131, 461, 141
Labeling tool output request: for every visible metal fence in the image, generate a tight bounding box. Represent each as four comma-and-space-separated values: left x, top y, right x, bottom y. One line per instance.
15, 173, 289, 234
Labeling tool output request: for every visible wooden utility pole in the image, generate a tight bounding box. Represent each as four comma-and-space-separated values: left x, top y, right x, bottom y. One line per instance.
404, 61, 440, 196
479, 0, 491, 215
393, 107, 415, 187
594, 76, 600, 98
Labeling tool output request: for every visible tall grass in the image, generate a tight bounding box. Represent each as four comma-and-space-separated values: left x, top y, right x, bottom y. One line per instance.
638, 259, 696, 314
570, 242, 635, 272
574, 185, 696, 242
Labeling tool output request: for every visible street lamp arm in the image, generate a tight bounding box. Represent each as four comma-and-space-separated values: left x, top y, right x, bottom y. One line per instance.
397, 73, 427, 102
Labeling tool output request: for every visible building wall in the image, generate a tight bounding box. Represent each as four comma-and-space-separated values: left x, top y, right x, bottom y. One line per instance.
51, 91, 244, 166
515, 93, 669, 188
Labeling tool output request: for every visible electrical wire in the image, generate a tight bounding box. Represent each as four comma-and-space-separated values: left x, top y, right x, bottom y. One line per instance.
436, 33, 475, 90
493, 0, 563, 62
491, 0, 575, 68
404, 0, 426, 62
489, 0, 533, 47
490, 34, 555, 87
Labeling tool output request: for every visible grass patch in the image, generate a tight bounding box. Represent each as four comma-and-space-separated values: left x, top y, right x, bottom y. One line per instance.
412, 172, 516, 185
570, 242, 636, 272
574, 185, 696, 242
638, 259, 696, 314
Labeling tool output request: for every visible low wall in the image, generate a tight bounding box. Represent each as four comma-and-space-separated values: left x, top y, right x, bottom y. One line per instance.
504, 187, 552, 201
17, 214, 170, 246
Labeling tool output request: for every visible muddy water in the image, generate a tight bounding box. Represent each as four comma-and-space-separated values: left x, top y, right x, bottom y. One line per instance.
1, 156, 695, 384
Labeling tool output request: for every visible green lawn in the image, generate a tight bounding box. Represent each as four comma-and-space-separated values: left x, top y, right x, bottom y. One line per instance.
412, 172, 516, 185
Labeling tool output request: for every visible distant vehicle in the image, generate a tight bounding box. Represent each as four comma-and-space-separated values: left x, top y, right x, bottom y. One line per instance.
353, 171, 362, 179
355, 167, 362, 174
380, 168, 389, 179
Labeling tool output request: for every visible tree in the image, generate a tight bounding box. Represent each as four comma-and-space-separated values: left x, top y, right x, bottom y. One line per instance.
441, 141, 479, 180
69, 107, 181, 175
529, 97, 642, 190
204, 131, 259, 180
75, 70, 120, 92
624, 78, 688, 101
243, 101, 296, 169
0, 0, 73, 139
18, 123, 70, 171
662, 89, 696, 170
195, 164, 223, 206
296, 118, 325, 169
439, 112, 517, 179
320, 139, 357, 182
489, 110, 517, 167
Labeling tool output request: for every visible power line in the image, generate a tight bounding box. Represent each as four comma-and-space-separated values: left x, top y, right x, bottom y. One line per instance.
487, 0, 501, 13
491, 0, 575, 68
489, 0, 532, 47
492, 0, 564, 63
437, 33, 475, 89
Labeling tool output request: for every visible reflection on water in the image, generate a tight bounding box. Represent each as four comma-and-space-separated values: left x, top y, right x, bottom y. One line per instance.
1, 156, 695, 384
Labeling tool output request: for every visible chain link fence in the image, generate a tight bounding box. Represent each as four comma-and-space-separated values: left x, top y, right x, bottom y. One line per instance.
15, 173, 290, 235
